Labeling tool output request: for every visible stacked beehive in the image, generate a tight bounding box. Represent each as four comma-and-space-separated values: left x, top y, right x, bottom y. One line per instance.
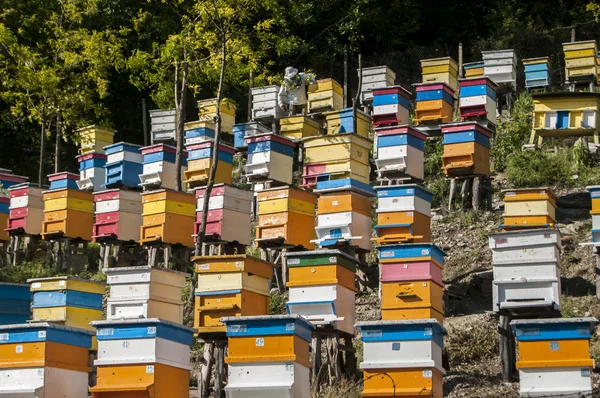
194, 184, 253, 245
356, 319, 447, 397
42, 172, 94, 241
323, 108, 371, 137
489, 188, 561, 314
251, 85, 284, 122
185, 140, 235, 189
0, 168, 28, 189
0, 171, 28, 242
197, 98, 236, 133
511, 318, 597, 397
441, 122, 493, 178
523, 57, 551, 90
192, 255, 273, 334
586, 185, 600, 243
371, 86, 411, 127
244, 133, 297, 187
0, 282, 31, 325
414, 82, 455, 124
285, 250, 358, 335
103, 142, 143, 189
482, 49, 517, 90
92, 189, 142, 243
279, 115, 320, 140
184, 120, 215, 146
75, 126, 114, 191
421, 57, 459, 90
463, 61, 484, 78
222, 315, 314, 397
374, 125, 425, 181
77, 125, 115, 155
140, 188, 195, 247
233, 122, 271, 150
563, 40, 598, 83
149, 109, 177, 143
6, 183, 45, 236
458, 77, 498, 126
139, 143, 187, 191
0, 323, 94, 397
359, 65, 396, 103
308, 78, 344, 113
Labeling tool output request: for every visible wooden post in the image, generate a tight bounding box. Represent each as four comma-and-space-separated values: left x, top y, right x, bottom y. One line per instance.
281, 248, 288, 290
312, 336, 322, 386
142, 98, 148, 146
458, 43, 463, 78
595, 249, 600, 300
214, 341, 226, 398
248, 71, 253, 123
448, 178, 456, 210
571, 28, 576, 42
344, 48, 349, 108
199, 343, 214, 398
461, 178, 472, 211
327, 334, 340, 383
499, 314, 515, 382
473, 176, 481, 210
344, 336, 356, 378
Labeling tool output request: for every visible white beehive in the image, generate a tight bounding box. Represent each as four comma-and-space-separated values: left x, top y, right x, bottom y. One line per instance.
252, 86, 284, 120
359, 66, 396, 102
225, 362, 311, 398
313, 211, 372, 250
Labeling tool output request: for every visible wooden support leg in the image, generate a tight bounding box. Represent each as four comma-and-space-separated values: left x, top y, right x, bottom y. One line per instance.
148, 246, 157, 268
281, 248, 288, 290
199, 343, 214, 398
499, 314, 515, 382
326, 334, 340, 383
473, 176, 481, 210
214, 342, 226, 398
344, 336, 356, 379
163, 245, 171, 268
595, 251, 600, 300
461, 178, 472, 211
312, 336, 323, 390
448, 178, 456, 210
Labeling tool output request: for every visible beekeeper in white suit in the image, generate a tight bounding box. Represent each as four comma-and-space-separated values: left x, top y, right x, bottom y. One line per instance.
278, 66, 316, 116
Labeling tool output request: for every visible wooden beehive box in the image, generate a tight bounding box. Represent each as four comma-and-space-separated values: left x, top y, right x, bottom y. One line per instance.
523, 57, 551, 89
420, 57, 459, 91
307, 78, 344, 113
279, 115, 320, 140
371, 86, 411, 126
374, 125, 426, 181
185, 141, 235, 188
93, 189, 142, 242
441, 122, 493, 177
563, 40, 598, 81
140, 189, 195, 247
502, 187, 557, 229
414, 82, 455, 124
42, 187, 94, 241
139, 144, 187, 191
76, 125, 115, 154
76, 153, 107, 191
244, 133, 296, 185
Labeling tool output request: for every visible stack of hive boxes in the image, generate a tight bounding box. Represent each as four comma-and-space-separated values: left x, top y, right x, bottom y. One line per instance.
90, 265, 193, 398
586, 185, 600, 243
76, 126, 114, 191
255, 186, 317, 249
233, 122, 271, 150
140, 188, 196, 247
149, 109, 176, 143
463, 61, 484, 78
103, 142, 143, 189
307, 78, 344, 113
222, 315, 314, 397
184, 120, 215, 146
374, 125, 426, 181
244, 133, 297, 187
489, 188, 561, 314
562, 40, 598, 83
323, 108, 371, 136
420, 57, 459, 91
185, 137, 235, 189
197, 98, 236, 134
523, 57, 551, 89
359, 65, 396, 103
0, 171, 28, 242
371, 86, 412, 127
458, 77, 498, 127
194, 184, 253, 245
0, 323, 94, 397
0, 282, 31, 325
440, 122, 493, 178
285, 250, 358, 336
251, 85, 284, 122
6, 183, 45, 236
92, 188, 142, 243
192, 255, 273, 334
0, 168, 28, 189
356, 319, 447, 397
279, 115, 320, 140
510, 318, 597, 397
42, 172, 94, 241
139, 143, 187, 191
482, 49, 517, 90
414, 82, 455, 125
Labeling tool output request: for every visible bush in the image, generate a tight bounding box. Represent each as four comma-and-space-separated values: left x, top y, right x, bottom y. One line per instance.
269, 291, 288, 315
446, 315, 498, 366
506, 149, 575, 187
424, 138, 449, 208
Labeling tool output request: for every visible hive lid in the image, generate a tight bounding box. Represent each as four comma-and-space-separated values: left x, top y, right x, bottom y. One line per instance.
222, 314, 314, 342
103, 265, 190, 278
27, 276, 106, 285
355, 318, 447, 333
510, 317, 597, 326
91, 318, 197, 334
284, 249, 359, 263
0, 322, 95, 337
0, 282, 29, 288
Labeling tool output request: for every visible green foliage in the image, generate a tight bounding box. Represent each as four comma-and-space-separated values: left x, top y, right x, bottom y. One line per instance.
506, 149, 576, 188
446, 315, 498, 366
424, 138, 449, 208
269, 291, 288, 315
0, 261, 104, 284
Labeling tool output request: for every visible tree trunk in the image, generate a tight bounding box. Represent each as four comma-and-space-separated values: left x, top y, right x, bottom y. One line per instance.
54, 111, 62, 173
38, 120, 47, 185
174, 54, 188, 193
352, 54, 362, 135
196, 33, 227, 255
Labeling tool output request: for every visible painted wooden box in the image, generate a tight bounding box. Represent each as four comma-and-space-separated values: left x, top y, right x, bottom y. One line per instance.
458, 77, 498, 125
420, 57, 459, 91
6, 183, 44, 236
511, 318, 596, 398
482, 49, 517, 89
77, 153, 107, 191
414, 83, 455, 123
323, 108, 371, 137
314, 211, 372, 250
48, 172, 79, 191
563, 40, 598, 81
316, 188, 373, 217
139, 144, 187, 191
184, 141, 235, 188
374, 210, 432, 245
150, 109, 176, 143
0, 201, 8, 242
93, 189, 142, 242
0, 366, 91, 397
374, 125, 426, 180
0, 282, 31, 325
256, 186, 317, 248
442, 122, 492, 177
0, 169, 28, 189
225, 362, 310, 398
380, 279, 444, 323
302, 133, 372, 187
42, 188, 94, 240
140, 189, 195, 247
587, 185, 600, 241
523, 57, 551, 89
380, 261, 443, 286
502, 187, 557, 229
359, 65, 396, 102
76, 125, 115, 154
362, 367, 444, 398
103, 142, 144, 189
377, 243, 445, 267
197, 98, 236, 134
251, 85, 284, 121
184, 121, 215, 146
372, 86, 411, 126
93, 318, 195, 369
233, 122, 271, 149
223, 315, 313, 366
244, 133, 296, 185
279, 115, 320, 140
375, 184, 433, 216
307, 78, 344, 113
287, 284, 356, 335
463, 61, 484, 78
285, 250, 358, 291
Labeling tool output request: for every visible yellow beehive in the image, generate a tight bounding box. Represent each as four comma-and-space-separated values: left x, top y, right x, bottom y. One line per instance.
362, 367, 444, 397
279, 116, 320, 140
287, 265, 356, 290
307, 78, 344, 113
517, 339, 591, 367
317, 191, 372, 217
42, 189, 94, 241
563, 40, 598, 80
0, 341, 91, 372
193, 290, 270, 333
196, 98, 236, 134
226, 334, 312, 368
381, 279, 444, 313
442, 142, 491, 177
0, 213, 9, 241
323, 109, 371, 138
185, 159, 233, 187
374, 211, 431, 244
421, 57, 459, 91
76, 125, 115, 154
502, 188, 557, 229
140, 189, 195, 246
415, 99, 454, 123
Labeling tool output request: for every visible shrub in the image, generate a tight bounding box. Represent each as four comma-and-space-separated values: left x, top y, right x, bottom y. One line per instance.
506, 149, 575, 187
446, 315, 498, 366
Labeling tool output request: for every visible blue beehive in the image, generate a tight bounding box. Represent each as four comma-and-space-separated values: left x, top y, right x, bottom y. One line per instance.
0, 169, 27, 189
441, 122, 493, 147
48, 172, 80, 191
315, 178, 375, 195
523, 57, 551, 89
187, 145, 234, 164
93, 318, 195, 346
233, 122, 272, 149
0, 283, 31, 325
222, 314, 314, 342
103, 142, 144, 189
377, 243, 446, 266
32, 290, 103, 310
0, 322, 93, 348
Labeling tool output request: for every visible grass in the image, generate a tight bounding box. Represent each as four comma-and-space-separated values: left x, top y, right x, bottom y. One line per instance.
445, 315, 498, 368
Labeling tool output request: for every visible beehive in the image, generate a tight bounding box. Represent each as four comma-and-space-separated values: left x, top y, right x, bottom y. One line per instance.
256, 186, 317, 248
458, 77, 498, 125
140, 189, 195, 247
251, 85, 284, 121
93, 189, 142, 242
76, 152, 107, 191
357, 320, 447, 398
197, 98, 236, 134
414, 82, 455, 124
420, 57, 459, 91
323, 108, 371, 137
244, 133, 296, 185
6, 183, 45, 237
523, 57, 551, 89
371, 86, 412, 126
563, 40, 598, 82
192, 255, 273, 334
184, 141, 235, 188
139, 144, 187, 191
184, 121, 215, 146
0, 197, 8, 242
103, 142, 144, 189
587, 185, 600, 242
0, 169, 28, 189
150, 109, 176, 143
529, 92, 600, 148
105, 266, 188, 323
307, 78, 344, 113
0, 282, 31, 325
48, 172, 79, 190
482, 49, 517, 89
359, 65, 396, 102
42, 186, 94, 241
489, 228, 561, 314
76, 125, 115, 154
0, 323, 93, 397
286, 250, 357, 290
222, 315, 313, 398
511, 318, 597, 397
463, 61, 484, 78
194, 184, 252, 245
441, 122, 493, 177
279, 115, 320, 140
502, 187, 557, 229
374, 125, 425, 181
302, 133, 372, 188
233, 122, 271, 149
